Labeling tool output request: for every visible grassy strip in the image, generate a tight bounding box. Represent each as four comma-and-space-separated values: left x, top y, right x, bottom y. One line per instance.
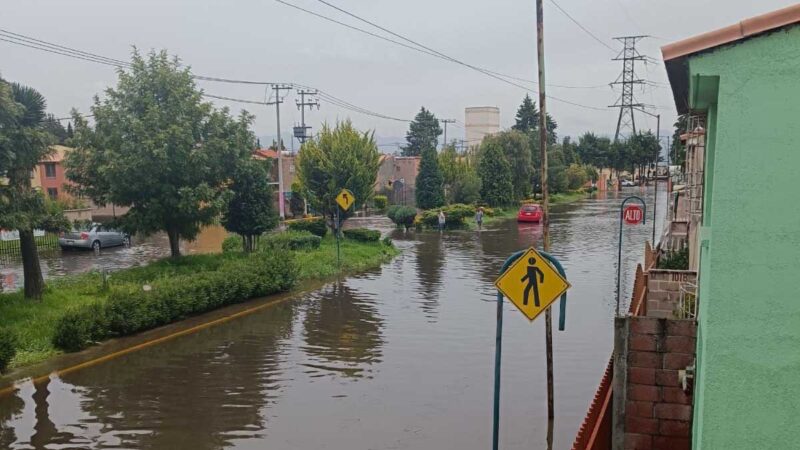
0, 236, 398, 369
0, 234, 60, 253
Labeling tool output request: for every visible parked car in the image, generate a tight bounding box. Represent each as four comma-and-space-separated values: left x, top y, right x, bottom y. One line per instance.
620, 179, 636, 187
59, 223, 129, 250
517, 204, 542, 223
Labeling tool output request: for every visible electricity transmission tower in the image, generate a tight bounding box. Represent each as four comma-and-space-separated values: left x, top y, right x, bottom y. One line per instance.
610, 35, 647, 142
295, 89, 320, 144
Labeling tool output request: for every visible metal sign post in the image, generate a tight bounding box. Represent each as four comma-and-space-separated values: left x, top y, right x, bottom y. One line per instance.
492, 248, 570, 450
334, 189, 355, 270
616, 196, 647, 316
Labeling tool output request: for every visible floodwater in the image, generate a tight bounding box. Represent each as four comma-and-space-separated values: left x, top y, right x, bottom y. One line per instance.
0, 186, 665, 450
0, 226, 228, 292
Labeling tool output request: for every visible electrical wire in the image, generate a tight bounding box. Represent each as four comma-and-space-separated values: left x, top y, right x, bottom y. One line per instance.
287, 0, 609, 108
547, 0, 618, 53
0, 29, 411, 122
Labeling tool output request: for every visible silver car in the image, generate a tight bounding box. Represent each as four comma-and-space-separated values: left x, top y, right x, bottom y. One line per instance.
59, 223, 130, 251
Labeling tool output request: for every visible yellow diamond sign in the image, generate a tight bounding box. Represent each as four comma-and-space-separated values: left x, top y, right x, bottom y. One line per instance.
335, 189, 355, 211
494, 247, 571, 321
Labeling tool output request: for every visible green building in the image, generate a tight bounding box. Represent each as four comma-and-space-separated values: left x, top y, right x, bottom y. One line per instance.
663, 5, 800, 449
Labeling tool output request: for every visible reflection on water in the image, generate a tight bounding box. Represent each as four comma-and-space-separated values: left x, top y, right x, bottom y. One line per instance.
0, 225, 229, 292
301, 282, 384, 378
0, 186, 667, 449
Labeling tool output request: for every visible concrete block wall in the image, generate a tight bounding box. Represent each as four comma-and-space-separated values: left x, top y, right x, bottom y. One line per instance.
645, 270, 697, 318
623, 317, 696, 450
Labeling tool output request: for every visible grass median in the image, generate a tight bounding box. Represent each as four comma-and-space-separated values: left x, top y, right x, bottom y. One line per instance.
0, 232, 398, 371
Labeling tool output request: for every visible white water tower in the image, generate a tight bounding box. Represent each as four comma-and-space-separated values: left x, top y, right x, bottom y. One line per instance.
465, 106, 500, 149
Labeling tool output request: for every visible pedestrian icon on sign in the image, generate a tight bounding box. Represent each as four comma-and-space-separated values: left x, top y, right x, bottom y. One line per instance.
521, 257, 545, 306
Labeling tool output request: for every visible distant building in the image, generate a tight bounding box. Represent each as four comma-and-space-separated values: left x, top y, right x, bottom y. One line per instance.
38, 145, 72, 201
464, 106, 500, 149
253, 148, 298, 216
375, 154, 420, 206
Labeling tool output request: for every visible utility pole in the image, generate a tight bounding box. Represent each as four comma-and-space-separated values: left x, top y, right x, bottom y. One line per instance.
268, 84, 293, 220
295, 89, 319, 146
440, 119, 455, 150
634, 107, 660, 243
536, 1, 555, 449
610, 36, 647, 142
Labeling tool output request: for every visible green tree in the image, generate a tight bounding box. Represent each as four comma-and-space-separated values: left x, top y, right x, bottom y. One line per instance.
42, 114, 68, 144
576, 132, 611, 168
66, 50, 255, 258
513, 94, 557, 144
0, 79, 69, 299
223, 159, 278, 252
477, 139, 514, 206
482, 130, 531, 201
671, 114, 687, 168
403, 107, 441, 156
629, 131, 661, 177
416, 147, 445, 209
565, 163, 588, 190
296, 120, 380, 223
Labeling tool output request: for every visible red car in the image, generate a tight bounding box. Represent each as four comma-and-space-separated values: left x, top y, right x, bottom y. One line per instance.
517, 204, 542, 222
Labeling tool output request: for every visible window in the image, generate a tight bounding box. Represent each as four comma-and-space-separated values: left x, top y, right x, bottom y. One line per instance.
47, 187, 58, 199
44, 163, 56, 178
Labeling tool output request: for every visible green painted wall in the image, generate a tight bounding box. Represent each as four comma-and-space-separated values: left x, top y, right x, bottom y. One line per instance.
688, 26, 800, 450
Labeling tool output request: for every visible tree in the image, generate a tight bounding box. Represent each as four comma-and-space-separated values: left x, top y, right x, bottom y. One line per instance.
296, 120, 380, 223
628, 131, 661, 178
565, 163, 588, 190
66, 122, 73, 140
477, 139, 514, 206
66, 50, 256, 258
416, 147, 445, 209
0, 79, 69, 299
482, 130, 531, 201
41, 114, 68, 144
403, 107, 441, 156
576, 132, 611, 168
513, 94, 558, 144
223, 159, 278, 252
671, 114, 687, 168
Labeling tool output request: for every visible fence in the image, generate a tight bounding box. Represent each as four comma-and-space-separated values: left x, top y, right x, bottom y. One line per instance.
0, 233, 60, 258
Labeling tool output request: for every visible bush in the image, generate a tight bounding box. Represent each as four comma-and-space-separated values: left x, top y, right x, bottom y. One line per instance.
263, 230, 321, 251
287, 217, 328, 237
382, 236, 392, 247
0, 328, 17, 373
373, 195, 388, 211
52, 251, 298, 352
343, 228, 380, 242
222, 235, 242, 253
566, 163, 589, 191
388, 205, 417, 230
657, 247, 689, 270
52, 303, 109, 352
420, 203, 476, 229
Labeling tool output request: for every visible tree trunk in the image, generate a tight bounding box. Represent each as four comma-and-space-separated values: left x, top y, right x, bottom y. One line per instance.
167, 228, 181, 258
19, 228, 44, 300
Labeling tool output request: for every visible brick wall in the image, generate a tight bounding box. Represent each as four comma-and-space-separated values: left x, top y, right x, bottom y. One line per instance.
623, 317, 696, 450
645, 270, 697, 318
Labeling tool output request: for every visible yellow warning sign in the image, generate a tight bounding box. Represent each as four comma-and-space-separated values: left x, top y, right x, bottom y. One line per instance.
494, 247, 571, 321
335, 188, 355, 211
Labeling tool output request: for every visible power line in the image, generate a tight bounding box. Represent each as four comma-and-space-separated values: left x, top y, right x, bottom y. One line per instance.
547, 0, 618, 53
0, 29, 411, 122
280, 0, 607, 109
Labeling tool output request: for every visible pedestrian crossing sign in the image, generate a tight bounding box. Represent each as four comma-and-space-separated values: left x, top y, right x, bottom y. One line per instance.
494, 247, 571, 321
336, 189, 355, 211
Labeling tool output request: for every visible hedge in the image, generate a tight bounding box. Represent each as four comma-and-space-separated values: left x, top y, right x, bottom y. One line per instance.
420, 203, 476, 229
52, 250, 298, 352
287, 217, 328, 237
343, 228, 381, 242
222, 235, 242, 253
387, 205, 417, 230
373, 195, 388, 211
262, 230, 321, 251
0, 328, 17, 373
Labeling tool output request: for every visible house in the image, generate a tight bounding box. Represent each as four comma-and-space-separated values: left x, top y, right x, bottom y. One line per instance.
253, 148, 298, 216
661, 5, 800, 449
38, 145, 72, 200
375, 154, 420, 206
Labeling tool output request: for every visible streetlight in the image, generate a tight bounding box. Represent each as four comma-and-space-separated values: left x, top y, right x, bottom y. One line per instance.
635, 108, 661, 244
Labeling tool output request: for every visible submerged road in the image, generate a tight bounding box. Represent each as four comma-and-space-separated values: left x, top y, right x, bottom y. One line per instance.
0, 187, 665, 450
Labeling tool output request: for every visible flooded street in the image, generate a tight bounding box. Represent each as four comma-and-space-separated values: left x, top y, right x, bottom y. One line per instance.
0, 187, 665, 449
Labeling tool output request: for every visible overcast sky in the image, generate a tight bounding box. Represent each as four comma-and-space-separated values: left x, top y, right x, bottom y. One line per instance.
2, 0, 796, 149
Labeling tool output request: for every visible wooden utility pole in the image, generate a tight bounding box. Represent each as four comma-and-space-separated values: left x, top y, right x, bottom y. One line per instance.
536, 0, 555, 449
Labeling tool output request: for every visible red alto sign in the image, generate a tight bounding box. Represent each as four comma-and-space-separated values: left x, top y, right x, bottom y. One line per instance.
623, 205, 644, 225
